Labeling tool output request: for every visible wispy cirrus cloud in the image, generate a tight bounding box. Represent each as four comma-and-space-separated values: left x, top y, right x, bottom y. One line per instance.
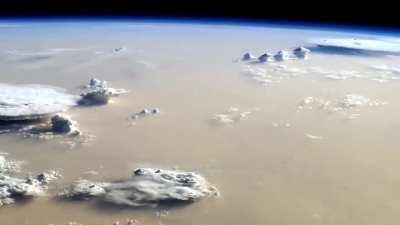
0, 24, 24, 28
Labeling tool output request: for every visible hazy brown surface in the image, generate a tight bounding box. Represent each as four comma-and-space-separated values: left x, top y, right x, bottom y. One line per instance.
1, 22, 400, 225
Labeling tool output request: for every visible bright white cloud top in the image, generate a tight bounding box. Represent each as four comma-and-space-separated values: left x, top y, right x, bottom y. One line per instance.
0, 84, 77, 121
310, 37, 400, 53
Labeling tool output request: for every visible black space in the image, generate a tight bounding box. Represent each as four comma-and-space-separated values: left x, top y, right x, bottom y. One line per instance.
0, 1, 399, 30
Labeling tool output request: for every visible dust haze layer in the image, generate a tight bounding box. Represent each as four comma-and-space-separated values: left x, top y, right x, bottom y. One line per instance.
0, 21, 400, 225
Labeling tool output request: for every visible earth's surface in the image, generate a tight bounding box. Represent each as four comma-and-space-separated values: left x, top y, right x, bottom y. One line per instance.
1, 20, 400, 225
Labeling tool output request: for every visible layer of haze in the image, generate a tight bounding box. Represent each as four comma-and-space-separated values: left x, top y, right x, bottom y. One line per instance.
0, 21, 400, 225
